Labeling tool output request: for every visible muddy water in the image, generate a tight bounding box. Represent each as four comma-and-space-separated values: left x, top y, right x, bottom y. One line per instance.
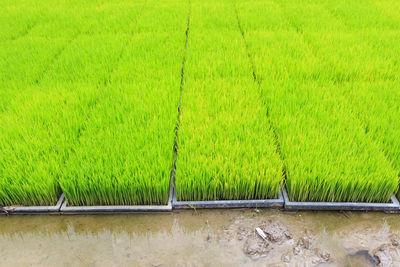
1, 210, 400, 266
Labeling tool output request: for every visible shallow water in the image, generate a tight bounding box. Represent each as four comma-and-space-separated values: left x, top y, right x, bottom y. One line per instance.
1, 209, 399, 266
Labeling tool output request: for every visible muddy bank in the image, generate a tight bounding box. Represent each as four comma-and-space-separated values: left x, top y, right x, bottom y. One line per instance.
1, 210, 400, 266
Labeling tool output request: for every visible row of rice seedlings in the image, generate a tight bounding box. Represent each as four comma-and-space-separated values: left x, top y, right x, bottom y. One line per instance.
0, 0, 144, 112
0, 0, 146, 206
175, 0, 283, 201
0, 0, 108, 112
59, 0, 188, 206
0, 0, 54, 42
309, 0, 400, 194
0, 4, 83, 111
282, 0, 400, 197
0, 85, 104, 206
236, 0, 399, 202
0, 0, 138, 42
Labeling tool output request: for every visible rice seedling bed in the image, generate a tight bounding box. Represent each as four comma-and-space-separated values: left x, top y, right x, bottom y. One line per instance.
0, 0, 106, 112
174, 0, 284, 203
58, 0, 189, 207
0, 0, 152, 208
306, 0, 400, 198
0, 194, 64, 215
236, 0, 399, 204
172, 182, 283, 210
60, 183, 173, 215
2, 0, 400, 213
282, 186, 400, 212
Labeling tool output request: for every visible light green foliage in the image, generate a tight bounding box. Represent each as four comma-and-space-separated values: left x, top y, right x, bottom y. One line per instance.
237, 0, 399, 202
0, 0, 110, 206
1, 0, 400, 206
60, 0, 188, 206
315, 0, 400, 197
0, 85, 100, 206
0, 0, 186, 206
175, 0, 283, 201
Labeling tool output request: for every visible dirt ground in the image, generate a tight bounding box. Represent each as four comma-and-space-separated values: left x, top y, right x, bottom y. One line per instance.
1, 209, 400, 266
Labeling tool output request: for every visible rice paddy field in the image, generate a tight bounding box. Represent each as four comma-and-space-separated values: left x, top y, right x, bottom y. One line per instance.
0, 0, 400, 207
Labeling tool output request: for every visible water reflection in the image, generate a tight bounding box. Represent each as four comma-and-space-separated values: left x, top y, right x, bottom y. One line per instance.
0, 210, 399, 266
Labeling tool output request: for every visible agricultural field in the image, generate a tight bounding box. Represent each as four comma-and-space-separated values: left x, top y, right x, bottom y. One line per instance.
237, 0, 400, 202
174, 1, 283, 201
0, 0, 399, 207
0, 0, 187, 206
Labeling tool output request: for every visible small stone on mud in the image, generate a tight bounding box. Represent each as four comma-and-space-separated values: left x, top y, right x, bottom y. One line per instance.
281, 251, 291, 263
390, 234, 400, 247
293, 246, 303, 256
314, 248, 331, 262
293, 230, 316, 257
297, 230, 313, 250
243, 238, 270, 259
297, 236, 312, 250
261, 221, 292, 243
237, 227, 251, 241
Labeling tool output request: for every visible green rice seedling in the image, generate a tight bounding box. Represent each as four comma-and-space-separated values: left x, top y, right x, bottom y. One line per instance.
0, 0, 100, 111
236, 0, 399, 202
283, 0, 400, 198
175, 0, 283, 201
0, 0, 47, 42
308, 0, 400, 196
0, 0, 144, 112
0, 0, 147, 206
340, 81, 400, 172
59, 0, 188, 206
0, 84, 103, 206
2, 0, 399, 207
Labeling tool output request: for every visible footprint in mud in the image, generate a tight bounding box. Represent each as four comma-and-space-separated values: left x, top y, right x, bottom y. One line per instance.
292, 230, 331, 265
340, 229, 400, 266
243, 236, 270, 260
345, 250, 378, 266
237, 220, 331, 265
345, 242, 400, 267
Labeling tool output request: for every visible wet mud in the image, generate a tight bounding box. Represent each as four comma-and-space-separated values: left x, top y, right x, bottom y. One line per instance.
1, 209, 400, 266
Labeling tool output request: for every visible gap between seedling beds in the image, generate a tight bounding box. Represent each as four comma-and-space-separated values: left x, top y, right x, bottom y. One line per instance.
0, 194, 65, 215
282, 186, 400, 212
